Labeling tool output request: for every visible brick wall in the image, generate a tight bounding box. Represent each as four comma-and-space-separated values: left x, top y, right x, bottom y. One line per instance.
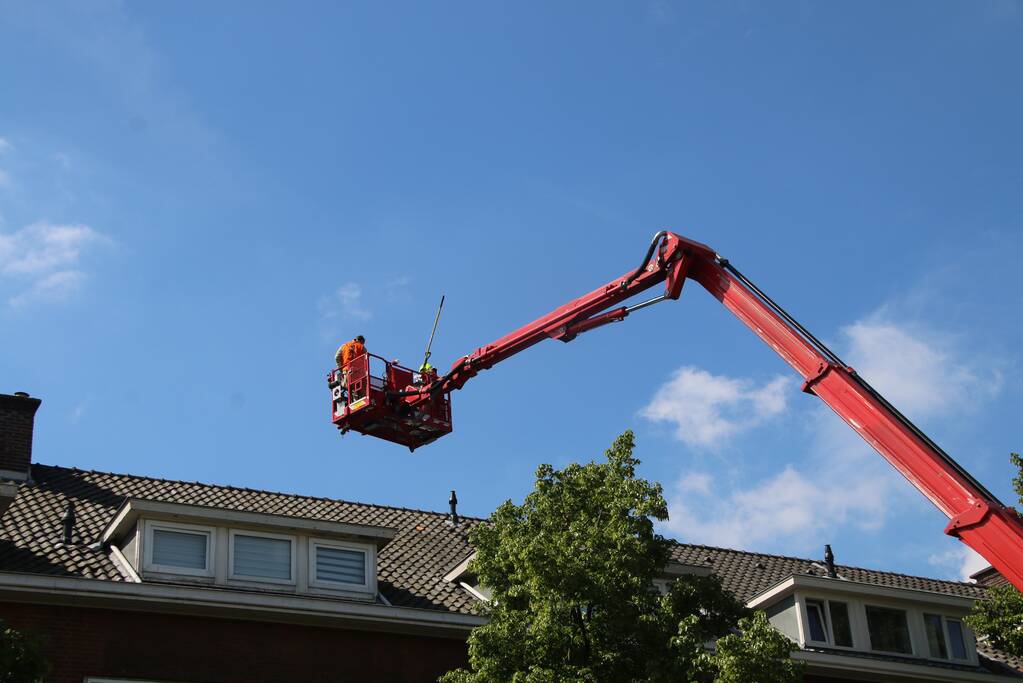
0, 601, 469, 683
0, 393, 41, 477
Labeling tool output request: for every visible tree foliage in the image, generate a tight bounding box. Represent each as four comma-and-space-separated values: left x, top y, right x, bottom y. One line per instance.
966, 452, 1023, 656
441, 431, 803, 683
0, 620, 48, 683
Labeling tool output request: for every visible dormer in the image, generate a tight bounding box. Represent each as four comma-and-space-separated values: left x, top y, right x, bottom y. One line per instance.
750, 573, 981, 668
101, 499, 397, 602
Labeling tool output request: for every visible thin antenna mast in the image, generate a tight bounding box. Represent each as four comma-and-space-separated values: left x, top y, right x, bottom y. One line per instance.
421, 295, 445, 371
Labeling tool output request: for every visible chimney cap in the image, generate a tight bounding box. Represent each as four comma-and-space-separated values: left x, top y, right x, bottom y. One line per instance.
824, 544, 837, 578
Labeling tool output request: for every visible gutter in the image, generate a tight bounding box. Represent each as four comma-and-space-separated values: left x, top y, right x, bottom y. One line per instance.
796, 650, 1023, 682
0, 571, 485, 638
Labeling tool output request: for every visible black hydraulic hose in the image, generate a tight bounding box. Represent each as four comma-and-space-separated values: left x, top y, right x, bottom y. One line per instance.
719, 259, 847, 368
391, 233, 673, 400
720, 257, 1004, 507
852, 372, 1003, 506
624, 230, 669, 287
386, 358, 468, 399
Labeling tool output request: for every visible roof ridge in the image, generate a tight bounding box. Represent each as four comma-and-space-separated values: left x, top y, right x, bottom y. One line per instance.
32, 462, 489, 523
669, 540, 980, 589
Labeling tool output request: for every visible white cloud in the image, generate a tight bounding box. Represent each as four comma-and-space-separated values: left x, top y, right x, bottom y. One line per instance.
657, 315, 1003, 554
0, 222, 110, 307
677, 472, 713, 495
666, 462, 888, 550
319, 282, 371, 321
842, 319, 1000, 418
8, 270, 87, 308
641, 367, 790, 448
929, 545, 989, 582
0, 222, 108, 277
70, 399, 89, 424
0, 138, 11, 187
665, 409, 892, 550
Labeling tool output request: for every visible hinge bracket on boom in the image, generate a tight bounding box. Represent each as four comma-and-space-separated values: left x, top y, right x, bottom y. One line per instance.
944, 501, 991, 537
802, 362, 834, 395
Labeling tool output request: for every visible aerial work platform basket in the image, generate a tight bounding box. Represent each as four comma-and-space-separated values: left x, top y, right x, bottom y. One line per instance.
328, 352, 452, 451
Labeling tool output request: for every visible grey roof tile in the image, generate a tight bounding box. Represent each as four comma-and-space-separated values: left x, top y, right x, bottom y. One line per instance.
0, 464, 481, 613
1, 463, 1018, 674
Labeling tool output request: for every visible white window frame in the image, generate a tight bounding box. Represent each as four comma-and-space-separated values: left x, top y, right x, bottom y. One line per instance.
863, 603, 916, 656
308, 538, 374, 591
228, 528, 297, 586
922, 613, 971, 663
802, 597, 856, 649
142, 519, 215, 578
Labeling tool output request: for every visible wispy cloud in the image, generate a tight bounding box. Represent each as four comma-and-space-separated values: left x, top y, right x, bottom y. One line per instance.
0, 137, 11, 187
319, 282, 371, 322
0, 222, 108, 276
69, 398, 90, 424
641, 367, 790, 448
929, 545, 989, 581
662, 406, 893, 551
0, 222, 111, 307
8, 270, 87, 308
843, 318, 1001, 419
657, 314, 1005, 554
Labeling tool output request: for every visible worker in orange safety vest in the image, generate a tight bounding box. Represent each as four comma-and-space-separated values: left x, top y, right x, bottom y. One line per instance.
335, 335, 366, 370
335, 335, 367, 403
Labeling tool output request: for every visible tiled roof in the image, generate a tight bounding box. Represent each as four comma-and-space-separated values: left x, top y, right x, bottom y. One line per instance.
0, 464, 482, 614
669, 543, 988, 601
978, 642, 1023, 676
1, 463, 1019, 676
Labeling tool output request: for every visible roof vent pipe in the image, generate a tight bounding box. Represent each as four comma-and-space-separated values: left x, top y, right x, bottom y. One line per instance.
61, 502, 76, 545
449, 490, 459, 526
824, 544, 837, 578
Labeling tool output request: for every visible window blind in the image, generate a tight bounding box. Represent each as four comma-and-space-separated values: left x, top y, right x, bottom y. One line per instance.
233, 534, 292, 580
152, 529, 207, 569
315, 545, 366, 585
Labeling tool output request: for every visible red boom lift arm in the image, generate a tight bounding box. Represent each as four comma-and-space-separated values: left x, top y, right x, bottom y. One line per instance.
341, 231, 1023, 590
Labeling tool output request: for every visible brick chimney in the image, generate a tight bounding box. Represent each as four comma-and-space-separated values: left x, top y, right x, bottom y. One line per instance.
0, 392, 42, 482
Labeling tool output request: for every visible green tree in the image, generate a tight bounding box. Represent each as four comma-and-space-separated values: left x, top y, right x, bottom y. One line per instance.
965, 452, 1023, 656
441, 431, 803, 683
0, 620, 48, 683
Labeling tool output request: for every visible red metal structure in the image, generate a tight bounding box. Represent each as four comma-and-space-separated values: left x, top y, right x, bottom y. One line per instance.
329, 231, 1023, 590
329, 353, 452, 450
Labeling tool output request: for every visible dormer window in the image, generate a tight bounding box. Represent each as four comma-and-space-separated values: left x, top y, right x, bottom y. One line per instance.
310, 539, 371, 590
229, 530, 296, 584
804, 599, 853, 648
865, 605, 913, 655
102, 499, 396, 600
144, 521, 214, 577
924, 613, 968, 661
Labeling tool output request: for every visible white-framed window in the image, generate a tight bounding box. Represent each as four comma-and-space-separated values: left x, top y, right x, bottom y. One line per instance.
923, 613, 969, 661
228, 529, 296, 585
804, 598, 854, 648
142, 520, 215, 577
309, 538, 373, 590
865, 604, 914, 655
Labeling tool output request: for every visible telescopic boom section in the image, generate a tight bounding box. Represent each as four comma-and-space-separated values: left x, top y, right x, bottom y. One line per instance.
429, 231, 717, 393
684, 255, 1023, 591
412, 230, 1023, 590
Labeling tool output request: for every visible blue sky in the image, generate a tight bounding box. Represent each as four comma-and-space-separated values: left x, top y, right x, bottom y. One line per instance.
1, 1, 1021, 582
